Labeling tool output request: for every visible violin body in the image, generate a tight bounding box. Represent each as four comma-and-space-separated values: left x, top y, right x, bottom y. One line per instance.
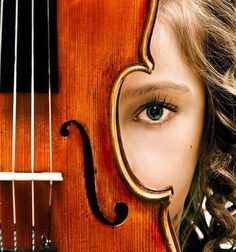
0, 0, 180, 251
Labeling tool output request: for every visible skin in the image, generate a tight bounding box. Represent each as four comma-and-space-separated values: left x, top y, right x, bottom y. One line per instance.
119, 18, 205, 231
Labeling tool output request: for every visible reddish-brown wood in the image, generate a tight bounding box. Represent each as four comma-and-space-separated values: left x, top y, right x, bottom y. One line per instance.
0, 0, 179, 251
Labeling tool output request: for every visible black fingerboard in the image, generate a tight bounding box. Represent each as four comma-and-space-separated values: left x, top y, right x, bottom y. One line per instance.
0, 0, 58, 92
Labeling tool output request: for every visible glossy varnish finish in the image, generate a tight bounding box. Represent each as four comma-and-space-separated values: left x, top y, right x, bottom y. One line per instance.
0, 0, 179, 251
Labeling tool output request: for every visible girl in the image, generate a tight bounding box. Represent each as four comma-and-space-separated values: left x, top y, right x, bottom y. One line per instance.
119, 0, 236, 251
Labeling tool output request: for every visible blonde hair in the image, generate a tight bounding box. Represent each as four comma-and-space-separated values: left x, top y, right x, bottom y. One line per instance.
158, 0, 236, 251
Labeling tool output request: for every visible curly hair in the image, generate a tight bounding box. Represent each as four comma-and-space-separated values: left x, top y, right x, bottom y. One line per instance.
158, 0, 236, 251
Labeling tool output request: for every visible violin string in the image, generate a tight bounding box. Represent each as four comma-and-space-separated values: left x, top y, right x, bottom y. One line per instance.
12, 0, 19, 250
47, 0, 53, 239
31, 0, 35, 250
0, 185, 2, 252
0, 0, 4, 86
0, 1, 4, 250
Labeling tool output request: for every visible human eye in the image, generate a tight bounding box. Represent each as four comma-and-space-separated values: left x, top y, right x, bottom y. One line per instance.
133, 96, 178, 126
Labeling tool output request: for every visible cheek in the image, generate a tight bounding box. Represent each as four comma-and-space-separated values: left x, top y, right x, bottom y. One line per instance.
121, 113, 203, 218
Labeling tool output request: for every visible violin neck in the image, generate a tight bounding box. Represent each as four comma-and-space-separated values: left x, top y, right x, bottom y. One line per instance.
0, 0, 58, 93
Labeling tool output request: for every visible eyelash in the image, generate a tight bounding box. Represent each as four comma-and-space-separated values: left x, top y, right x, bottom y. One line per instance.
133, 96, 178, 126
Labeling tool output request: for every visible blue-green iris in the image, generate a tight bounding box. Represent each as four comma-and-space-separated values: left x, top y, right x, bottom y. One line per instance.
146, 105, 163, 121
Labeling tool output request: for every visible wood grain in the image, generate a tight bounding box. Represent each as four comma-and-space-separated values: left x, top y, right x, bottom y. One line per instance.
0, 1, 178, 251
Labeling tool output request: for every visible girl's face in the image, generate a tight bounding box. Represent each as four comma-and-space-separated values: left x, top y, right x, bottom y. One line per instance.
119, 19, 205, 226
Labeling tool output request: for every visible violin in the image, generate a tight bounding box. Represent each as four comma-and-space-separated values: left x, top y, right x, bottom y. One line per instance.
0, 0, 181, 251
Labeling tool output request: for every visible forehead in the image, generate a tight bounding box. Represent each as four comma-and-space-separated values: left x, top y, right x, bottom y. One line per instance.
150, 18, 185, 71
149, 18, 201, 93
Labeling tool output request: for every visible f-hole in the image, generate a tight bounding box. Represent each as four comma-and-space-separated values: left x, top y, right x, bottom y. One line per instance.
61, 120, 129, 226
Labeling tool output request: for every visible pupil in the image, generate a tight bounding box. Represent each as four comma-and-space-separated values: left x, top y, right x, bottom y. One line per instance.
147, 105, 163, 121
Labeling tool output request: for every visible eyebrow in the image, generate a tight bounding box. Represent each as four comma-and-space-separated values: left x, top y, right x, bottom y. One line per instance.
120, 81, 191, 99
